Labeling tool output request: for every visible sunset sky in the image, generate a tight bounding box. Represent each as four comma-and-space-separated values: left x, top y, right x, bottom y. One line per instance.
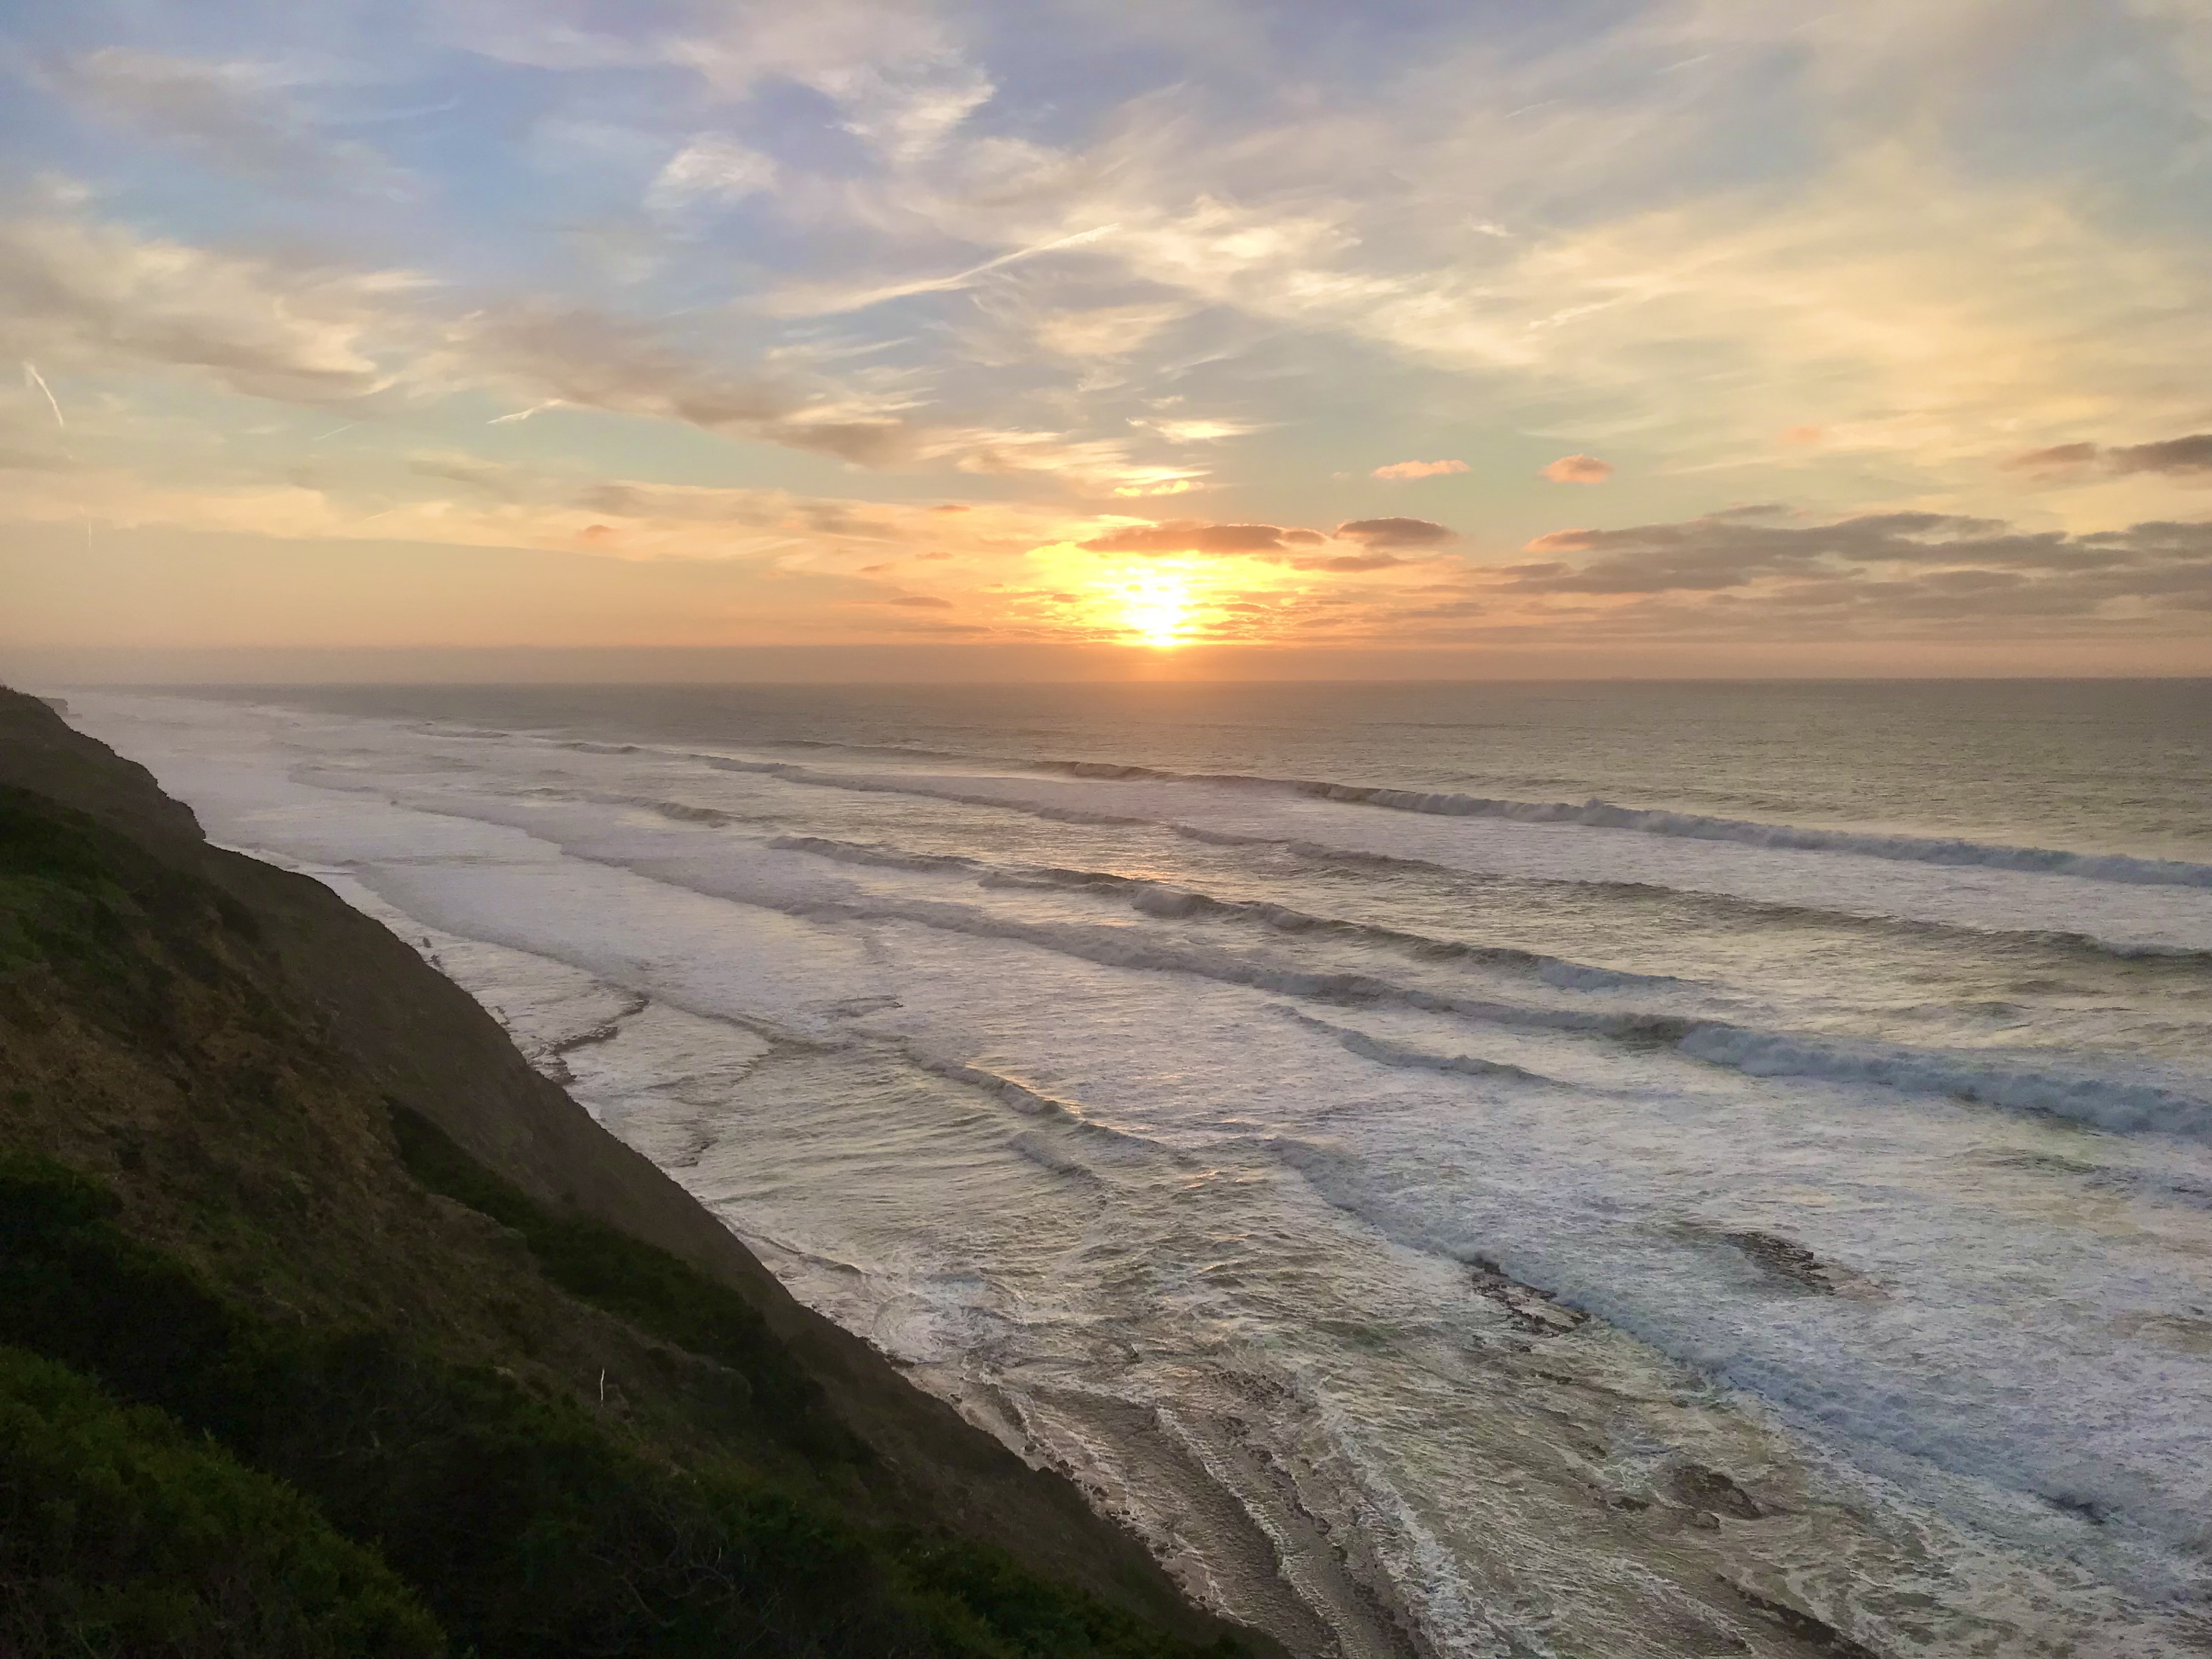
4, 0, 2211, 679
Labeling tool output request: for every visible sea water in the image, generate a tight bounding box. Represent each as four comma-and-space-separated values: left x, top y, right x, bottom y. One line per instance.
58, 680, 2212, 1657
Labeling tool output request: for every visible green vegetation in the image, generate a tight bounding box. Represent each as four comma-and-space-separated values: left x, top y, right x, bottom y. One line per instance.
0, 1345, 441, 1659
0, 766, 1249, 1659
0, 1152, 911, 1655
0, 1141, 1238, 1657
387, 1100, 855, 1460
0, 781, 166, 975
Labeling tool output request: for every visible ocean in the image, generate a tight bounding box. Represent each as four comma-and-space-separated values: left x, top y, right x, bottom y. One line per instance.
60, 679, 2212, 1657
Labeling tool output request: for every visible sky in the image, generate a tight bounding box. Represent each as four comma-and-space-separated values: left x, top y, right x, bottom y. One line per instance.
3, 0, 2211, 680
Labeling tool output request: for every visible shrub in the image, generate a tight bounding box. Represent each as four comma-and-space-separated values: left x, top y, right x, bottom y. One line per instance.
0, 1345, 442, 1658
0, 1154, 1235, 1657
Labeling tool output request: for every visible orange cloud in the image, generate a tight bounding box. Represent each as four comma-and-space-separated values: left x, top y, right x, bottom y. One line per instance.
1524, 528, 1599, 552
2001, 442, 2100, 476
1541, 454, 1612, 483
2111, 434, 2212, 475
1780, 426, 1826, 447
2001, 436, 2212, 479
1335, 517, 1454, 548
1371, 458, 1469, 481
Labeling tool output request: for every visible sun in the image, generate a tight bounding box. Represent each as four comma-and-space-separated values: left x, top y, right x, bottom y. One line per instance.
1118, 570, 1192, 648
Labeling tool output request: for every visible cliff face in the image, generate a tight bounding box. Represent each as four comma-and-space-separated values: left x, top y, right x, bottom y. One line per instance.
0, 686, 1268, 1658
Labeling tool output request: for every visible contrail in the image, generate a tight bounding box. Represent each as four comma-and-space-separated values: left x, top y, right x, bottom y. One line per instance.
956, 223, 1122, 283
764, 224, 1123, 318
22, 361, 91, 554
23, 360, 65, 428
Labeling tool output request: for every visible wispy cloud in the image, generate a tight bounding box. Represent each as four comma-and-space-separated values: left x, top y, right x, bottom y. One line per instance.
49, 48, 404, 191
646, 136, 777, 217
0, 212, 410, 403
7, 0, 2212, 661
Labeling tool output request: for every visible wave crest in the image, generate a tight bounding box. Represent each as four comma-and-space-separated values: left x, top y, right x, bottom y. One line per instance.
1035, 759, 2212, 891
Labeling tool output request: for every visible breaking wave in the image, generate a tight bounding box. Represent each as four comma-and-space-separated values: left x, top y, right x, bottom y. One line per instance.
636, 871, 2212, 1144
1036, 761, 2212, 891
632, 756, 2212, 959
765, 833, 1679, 992
1676, 1026, 2212, 1139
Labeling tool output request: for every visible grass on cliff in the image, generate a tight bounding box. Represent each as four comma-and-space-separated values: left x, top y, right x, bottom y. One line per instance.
0, 1132, 1239, 1659
0, 782, 1245, 1659
0, 1344, 441, 1658
385, 1099, 857, 1461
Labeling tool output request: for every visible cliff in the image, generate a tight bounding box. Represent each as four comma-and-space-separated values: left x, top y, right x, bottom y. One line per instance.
0, 686, 1271, 1658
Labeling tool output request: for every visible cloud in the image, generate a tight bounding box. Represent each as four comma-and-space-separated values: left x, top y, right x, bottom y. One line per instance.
0, 455, 1114, 581
1341, 510, 2212, 646
409, 452, 531, 496
0, 397, 72, 472
572, 482, 786, 523
52, 50, 398, 189
1486, 509, 2212, 630
1026, 302, 1194, 359
1541, 454, 1612, 483
33, 0, 2212, 550
451, 304, 916, 465
1071, 518, 1443, 575
1309, 551, 1412, 572
0, 212, 408, 403
812, 33, 2212, 492
1130, 416, 1261, 444
2003, 442, 2100, 474
923, 427, 1205, 496
2002, 435, 2212, 480
758, 226, 1123, 320
1372, 459, 1468, 481
646, 137, 777, 216
877, 593, 956, 608
0, 207, 935, 467
22, 0, 2212, 659
0, 444, 71, 472
2108, 435, 2212, 476
1335, 517, 1454, 548
820, 60, 995, 166
1082, 521, 1297, 555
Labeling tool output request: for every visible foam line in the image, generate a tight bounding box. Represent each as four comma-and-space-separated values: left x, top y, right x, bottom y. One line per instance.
1033, 761, 2212, 891
543, 855, 2212, 1144
630, 755, 2212, 958
766, 832, 1676, 992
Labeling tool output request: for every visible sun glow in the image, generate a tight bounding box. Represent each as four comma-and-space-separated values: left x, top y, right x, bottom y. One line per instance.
1026, 540, 1336, 648
1118, 569, 1193, 648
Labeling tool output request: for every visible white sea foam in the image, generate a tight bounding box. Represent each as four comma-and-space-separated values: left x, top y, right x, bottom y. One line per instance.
319, 786, 2212, 1146
1039, 760, 2212, 889
642, 751, 2212, 955
1677, 1025, 2212, 1139
767, 830, 1683, 990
